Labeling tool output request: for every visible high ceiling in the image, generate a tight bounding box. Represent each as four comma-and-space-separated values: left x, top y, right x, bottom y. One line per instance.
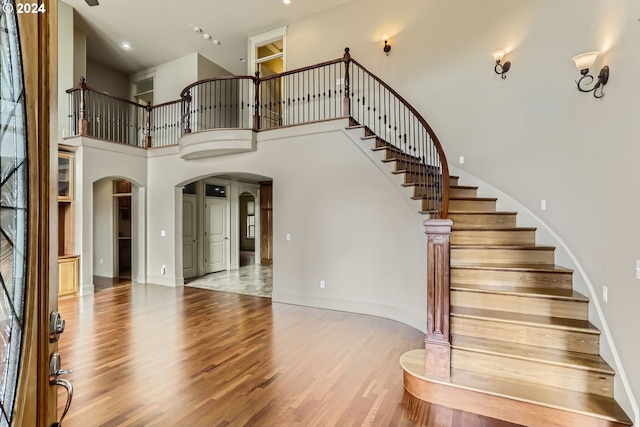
61, 0, 352, 75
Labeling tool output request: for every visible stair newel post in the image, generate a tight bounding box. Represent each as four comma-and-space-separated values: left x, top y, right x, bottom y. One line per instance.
144, 101, 152, 148
424, 219, 453, 379
253, 71, 261, 130
78, 77, 88, 136
181, 90, 192, 134
343, 47, 351, 117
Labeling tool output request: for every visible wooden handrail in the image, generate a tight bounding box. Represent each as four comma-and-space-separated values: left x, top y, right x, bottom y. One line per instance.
152, 99, 181, 109
350, 59, 449, 218
180, 75, 255, 98
67, 80, 145, 109
258, 57, 343, 82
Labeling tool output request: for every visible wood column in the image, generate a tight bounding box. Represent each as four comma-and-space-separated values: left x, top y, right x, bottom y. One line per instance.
424, 219, 453, 379
342, 48, 351, 117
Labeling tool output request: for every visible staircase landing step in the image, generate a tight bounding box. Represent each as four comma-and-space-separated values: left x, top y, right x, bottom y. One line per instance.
401, 349, 632, 427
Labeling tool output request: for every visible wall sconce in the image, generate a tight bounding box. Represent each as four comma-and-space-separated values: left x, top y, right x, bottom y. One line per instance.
492, 50, 511, 79
571, 51, 609, 99
383, 34, 391, 56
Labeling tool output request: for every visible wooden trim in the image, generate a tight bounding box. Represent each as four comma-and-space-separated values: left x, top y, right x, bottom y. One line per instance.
424, 219, 453, 378
180, 75, 255, 98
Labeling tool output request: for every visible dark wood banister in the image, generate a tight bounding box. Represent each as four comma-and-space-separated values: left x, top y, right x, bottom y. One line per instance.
180, 75, 255, 98
349, 58, 450, 219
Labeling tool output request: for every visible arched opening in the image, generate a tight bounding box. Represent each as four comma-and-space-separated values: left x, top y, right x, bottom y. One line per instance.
92, 177, 139, 290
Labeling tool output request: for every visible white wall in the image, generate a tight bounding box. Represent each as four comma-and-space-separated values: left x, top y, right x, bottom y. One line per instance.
145, 120, 427, 327
93, 179, 114, 277
65, 137, 147, 294
197, 54, 231, 80
72, 27, 86, 84
58, 1, 74, 140
86, 59, 129, 99
131, 53, 199, 103
282, 0, 639, 419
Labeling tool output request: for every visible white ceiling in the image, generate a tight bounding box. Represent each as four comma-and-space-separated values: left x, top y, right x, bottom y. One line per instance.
62, 0, 352, 75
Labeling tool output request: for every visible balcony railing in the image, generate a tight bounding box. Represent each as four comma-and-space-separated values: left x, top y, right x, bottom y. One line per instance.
67, 48, 449, 218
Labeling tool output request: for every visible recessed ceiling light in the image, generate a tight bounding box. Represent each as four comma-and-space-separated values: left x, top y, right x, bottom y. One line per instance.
212, 39, 221, 46
120, 41, 132, 50
203, 33, 211, 40
193, 26, 202, 33
283, 0, 291, 4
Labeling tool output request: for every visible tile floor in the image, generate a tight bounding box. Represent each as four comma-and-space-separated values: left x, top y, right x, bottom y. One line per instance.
185, 264, 273, 298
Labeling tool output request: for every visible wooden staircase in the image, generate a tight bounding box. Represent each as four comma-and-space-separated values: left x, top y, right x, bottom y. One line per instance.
351, 125, 633, 427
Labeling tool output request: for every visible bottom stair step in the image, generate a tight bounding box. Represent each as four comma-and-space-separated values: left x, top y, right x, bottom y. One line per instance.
401, 349, 633, 427
451, 334, 614, 397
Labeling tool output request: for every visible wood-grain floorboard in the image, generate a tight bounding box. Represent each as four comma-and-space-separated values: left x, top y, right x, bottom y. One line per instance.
57, 282, 522, 427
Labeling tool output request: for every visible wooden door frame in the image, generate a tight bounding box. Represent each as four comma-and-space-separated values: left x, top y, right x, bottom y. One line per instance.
13, 1, 58, 426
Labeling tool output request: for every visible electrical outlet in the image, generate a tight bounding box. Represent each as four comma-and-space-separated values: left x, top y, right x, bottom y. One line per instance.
636, 260, 640, 279
459, 155, 465, 165
100, 258, 103, 264
161, 265, 166, 275
602, 285, 608, 302
286, 233, 291, 241
161, 230, 166, 237
540, 200, 547, 211
320, 280, 325, 289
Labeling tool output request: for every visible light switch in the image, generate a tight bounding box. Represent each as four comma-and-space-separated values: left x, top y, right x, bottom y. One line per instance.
540, 200, 547, 211
161, 230, 166, 237
286, 233, 291, 241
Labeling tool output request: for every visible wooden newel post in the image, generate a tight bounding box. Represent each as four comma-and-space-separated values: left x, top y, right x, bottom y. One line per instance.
79, 77, 88, 136
253, 71, 261, 130
145, 101, 152, 148
181, 90, 192, 134
342, 47, 351, 117
424, 219, 453, 378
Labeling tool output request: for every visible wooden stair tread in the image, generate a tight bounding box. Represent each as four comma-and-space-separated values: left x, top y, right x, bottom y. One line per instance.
451, 262, 573, 273
451, 306, 599, 333
451, 244, 555, 250
401, 350, 632, 425
451, 283, 589, 301
450, 197, 497, 202
449, 210, 517, 215
452, 226, 537, 232
451, 334, 613, 374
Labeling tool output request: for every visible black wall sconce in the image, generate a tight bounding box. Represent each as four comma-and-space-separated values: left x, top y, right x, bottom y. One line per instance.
492, 50, 511, 79
383, 34, 391, 56
572, 51, 609, 99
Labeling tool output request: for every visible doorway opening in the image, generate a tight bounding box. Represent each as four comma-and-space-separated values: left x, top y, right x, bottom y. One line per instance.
114, 179, 132, 279
239, 192, 256, 267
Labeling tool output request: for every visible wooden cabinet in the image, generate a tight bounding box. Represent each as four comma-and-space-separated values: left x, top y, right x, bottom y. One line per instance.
58, 148, 79, 296
58, 255, 79, 296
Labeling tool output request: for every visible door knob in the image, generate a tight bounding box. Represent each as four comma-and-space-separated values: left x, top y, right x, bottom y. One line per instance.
49, 353, 73, 427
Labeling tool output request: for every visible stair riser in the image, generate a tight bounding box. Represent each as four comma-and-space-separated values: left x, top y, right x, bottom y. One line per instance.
451, 229, 535, 246
451, 350, 613, 398
397, 171, 445, 185
451, 290, 588, 320
450, 187, 478, 198
449, 199, 496, 212
449, 213, 516, 228
451, 316, 600, 354
451, 247, 555, 265
451, 268, 573, 290
449, 176, 459, 186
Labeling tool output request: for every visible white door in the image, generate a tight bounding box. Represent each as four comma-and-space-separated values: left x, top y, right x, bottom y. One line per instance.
205, 197, 228, 273
182, 195, 198, 279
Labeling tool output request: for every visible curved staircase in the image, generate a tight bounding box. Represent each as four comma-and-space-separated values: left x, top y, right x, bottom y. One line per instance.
352, 125, 632, 427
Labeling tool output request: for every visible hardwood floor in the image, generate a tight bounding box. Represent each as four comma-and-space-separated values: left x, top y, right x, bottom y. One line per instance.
56, 283, 523, 426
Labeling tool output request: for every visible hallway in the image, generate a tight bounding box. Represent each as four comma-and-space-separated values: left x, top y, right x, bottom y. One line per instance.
185, 264, 272, 298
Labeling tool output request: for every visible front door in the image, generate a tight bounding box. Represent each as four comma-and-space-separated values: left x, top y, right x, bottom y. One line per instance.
182, 195, 198, 279
205, 197, 228, 273
8, 2, 61, 426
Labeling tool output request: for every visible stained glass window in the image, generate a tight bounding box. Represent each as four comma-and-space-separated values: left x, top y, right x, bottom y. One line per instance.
0, 2, 27, 425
